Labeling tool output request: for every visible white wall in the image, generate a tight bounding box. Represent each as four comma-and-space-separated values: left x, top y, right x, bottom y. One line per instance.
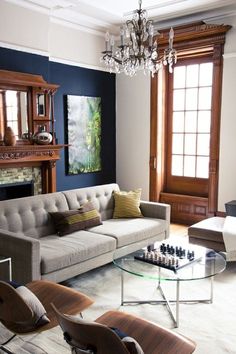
0, 1, 105, 69
116, 72, 150, 200
0, 1, 49, 53
218, 16, 236, 211
49, 22, 105, 69
218, 58, 236, 210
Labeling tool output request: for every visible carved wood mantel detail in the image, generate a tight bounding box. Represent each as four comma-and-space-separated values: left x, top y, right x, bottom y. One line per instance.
0, 145, 64, 193
0, 151, 55, 160
0, 145, 62, 162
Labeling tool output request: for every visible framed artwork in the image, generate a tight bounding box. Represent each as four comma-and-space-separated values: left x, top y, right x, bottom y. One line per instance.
66, 95, 102, 174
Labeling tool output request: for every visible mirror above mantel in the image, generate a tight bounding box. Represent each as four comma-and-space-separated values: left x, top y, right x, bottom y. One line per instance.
0, 69, 59, 145
0, 89, 28, 141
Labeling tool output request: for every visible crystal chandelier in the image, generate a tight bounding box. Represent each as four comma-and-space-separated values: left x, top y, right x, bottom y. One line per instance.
100, 0, 177, 77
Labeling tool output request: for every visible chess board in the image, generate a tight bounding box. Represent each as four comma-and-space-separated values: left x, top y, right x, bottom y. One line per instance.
134, 243, 202, 272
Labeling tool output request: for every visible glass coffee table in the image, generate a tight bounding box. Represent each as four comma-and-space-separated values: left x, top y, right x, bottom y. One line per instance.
113, 242, 226, 327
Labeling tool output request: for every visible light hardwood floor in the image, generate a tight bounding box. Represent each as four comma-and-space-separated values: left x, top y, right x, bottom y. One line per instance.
170, 223, 188, 238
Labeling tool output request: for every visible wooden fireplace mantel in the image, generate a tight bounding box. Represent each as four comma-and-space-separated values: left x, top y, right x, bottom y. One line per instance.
0, 144, 64, 163
0, 144, 65, 193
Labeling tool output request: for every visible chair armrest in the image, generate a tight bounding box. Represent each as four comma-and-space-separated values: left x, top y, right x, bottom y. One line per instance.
27, 280, 94, 330
96, 310, 196, 354
0, 229, 40, 284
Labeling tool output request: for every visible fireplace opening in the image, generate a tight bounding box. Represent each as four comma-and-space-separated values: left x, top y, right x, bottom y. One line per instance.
0, 181, 34, 201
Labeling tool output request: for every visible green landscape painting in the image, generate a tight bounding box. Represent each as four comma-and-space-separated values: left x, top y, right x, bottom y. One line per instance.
67, 95, 101, 174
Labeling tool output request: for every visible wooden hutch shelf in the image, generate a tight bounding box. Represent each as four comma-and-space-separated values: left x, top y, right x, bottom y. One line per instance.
0, 70, 64, 194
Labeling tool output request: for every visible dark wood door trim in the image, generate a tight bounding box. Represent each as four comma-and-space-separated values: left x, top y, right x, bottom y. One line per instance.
149, 22, 231, 222
149, 74, 158, 201
208, 44, 224, 215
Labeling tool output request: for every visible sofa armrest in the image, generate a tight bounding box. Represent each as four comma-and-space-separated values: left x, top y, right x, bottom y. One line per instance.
140, 201, 170, 221
140, 201, 170, 238
0, 229, 41, 284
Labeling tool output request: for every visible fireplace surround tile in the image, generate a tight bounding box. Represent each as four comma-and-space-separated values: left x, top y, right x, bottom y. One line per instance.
0, 167, 42, 195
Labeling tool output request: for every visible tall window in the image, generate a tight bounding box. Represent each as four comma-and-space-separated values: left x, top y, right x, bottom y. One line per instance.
150, 22, 231, 222
165, 57, 214, 197
172, 62, 213, 179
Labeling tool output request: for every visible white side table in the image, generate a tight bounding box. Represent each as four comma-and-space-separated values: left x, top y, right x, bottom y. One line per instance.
0, 256, 12, 281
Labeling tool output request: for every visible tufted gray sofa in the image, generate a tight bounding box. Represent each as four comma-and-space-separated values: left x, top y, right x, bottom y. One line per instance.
0, 183, 170, 284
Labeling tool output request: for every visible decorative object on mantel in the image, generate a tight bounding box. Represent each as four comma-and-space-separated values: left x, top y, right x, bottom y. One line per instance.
22, 132, 33, 141
3, 127, 16, 146
100, 0, 177, 76
33, 125, 53, 145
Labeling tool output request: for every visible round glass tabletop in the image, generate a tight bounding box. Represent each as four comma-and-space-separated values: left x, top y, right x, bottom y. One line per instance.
113, 242, 226, 281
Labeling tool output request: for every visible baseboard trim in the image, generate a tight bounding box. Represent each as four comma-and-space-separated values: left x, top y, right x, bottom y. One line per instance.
160, 192, 208, 225
216, 211, 226, 217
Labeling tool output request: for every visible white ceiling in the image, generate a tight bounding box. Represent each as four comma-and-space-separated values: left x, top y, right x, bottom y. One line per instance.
6, 0, 236, 35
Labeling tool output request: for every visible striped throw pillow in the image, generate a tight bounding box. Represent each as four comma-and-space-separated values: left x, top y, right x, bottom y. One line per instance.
50, 201, 102, 236
113, 189, 143, 218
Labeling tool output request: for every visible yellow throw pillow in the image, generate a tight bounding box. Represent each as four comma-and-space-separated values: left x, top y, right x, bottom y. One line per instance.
113, 189, 143, 218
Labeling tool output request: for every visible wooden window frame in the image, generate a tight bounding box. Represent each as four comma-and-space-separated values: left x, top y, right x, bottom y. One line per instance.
150, 22, 231, 223
166, 55, 213, 198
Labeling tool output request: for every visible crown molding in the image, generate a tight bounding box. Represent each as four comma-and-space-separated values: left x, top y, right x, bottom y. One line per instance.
50, 17, 105, 37
49, 56, 108, 72
4, 0, 236, 37
4, 0, 49, 14
5, 0, 115, 35
223, 53, 236, 59
0, 41, 49, 57
154, 7, 236, 30
0, 41, 108, 72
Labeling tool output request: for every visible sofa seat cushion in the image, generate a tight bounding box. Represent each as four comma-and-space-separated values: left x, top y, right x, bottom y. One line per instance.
88, 218, 167, 248
39, 231, 116, 274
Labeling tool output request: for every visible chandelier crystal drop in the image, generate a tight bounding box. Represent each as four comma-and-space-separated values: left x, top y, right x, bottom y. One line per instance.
100, 0, 177, 77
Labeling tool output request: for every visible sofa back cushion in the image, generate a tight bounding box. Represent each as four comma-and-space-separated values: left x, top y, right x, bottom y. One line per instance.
63, 183, 120, 221
0, 192, 69, 239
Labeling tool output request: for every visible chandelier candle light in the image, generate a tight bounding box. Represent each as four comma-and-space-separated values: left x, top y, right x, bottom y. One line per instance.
100, 0, 177, 77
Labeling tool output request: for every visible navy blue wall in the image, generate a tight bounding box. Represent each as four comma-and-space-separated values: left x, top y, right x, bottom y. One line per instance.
0, 47, 116, 191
